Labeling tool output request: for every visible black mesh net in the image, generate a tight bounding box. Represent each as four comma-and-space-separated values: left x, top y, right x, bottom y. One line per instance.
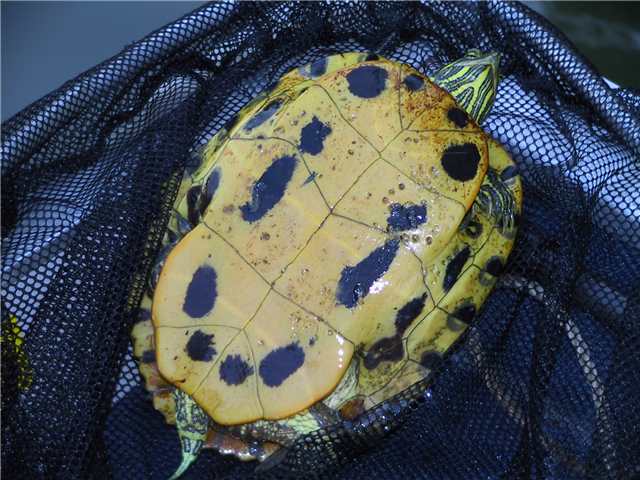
2, 1, 639, 479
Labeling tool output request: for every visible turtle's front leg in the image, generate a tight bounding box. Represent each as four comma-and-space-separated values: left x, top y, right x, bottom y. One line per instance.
169, 389, 209, 480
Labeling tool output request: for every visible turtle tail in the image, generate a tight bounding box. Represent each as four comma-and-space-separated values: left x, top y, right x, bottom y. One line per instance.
168, 389, 209, 480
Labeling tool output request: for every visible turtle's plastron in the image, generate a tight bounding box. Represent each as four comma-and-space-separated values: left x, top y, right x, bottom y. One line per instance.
132, 51, 521, 467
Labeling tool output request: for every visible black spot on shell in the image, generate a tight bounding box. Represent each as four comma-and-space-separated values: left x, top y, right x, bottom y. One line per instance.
240, 155, 297, 222
395, 294, 428, 332
302, 171, 317, 186
447, 108, 469, 128
463, 219, 483, 239
451, 303, 476, 324
441, 143, 481, 182
187, 185, 202, 227
219, 354, 254, 386
186, 330, 216, 362
500, 165, 519, 181
309, 57, 328, 77
336, 240, 400, 308
363, 293, 427, 370
198, 168, 221, 215
299, 116, 332, 155
443, 246, 470, 292
259, 342, 305, 387
420, 351, 442, 370
363, 336, 404, 370
244, 100, 282, 131
485, 257, 504, 276
183, 265, 218, 318
387, 203, 427, 232
365, 53, 379, 61
141, 350, 155, 363
403, 74, 424, 92
346, 65, 388, 99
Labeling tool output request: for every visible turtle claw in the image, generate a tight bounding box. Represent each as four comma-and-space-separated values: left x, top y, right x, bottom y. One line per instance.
169, 389, 209, 480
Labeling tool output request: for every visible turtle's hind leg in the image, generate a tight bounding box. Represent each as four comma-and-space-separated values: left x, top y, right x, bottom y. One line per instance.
168, 389, 209, 480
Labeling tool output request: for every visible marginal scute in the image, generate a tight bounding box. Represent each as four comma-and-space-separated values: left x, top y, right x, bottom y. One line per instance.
487, 138, 523, 216
187, 185, 202, 227
485, 256, 504, 276
141, 350, 155, 364
361, 293, 428, 370
406, 308, 459, 363
450, 302, 477, 325
459, 209, 494, 259
309, 57, 328, 77
132, 295, 171, 394
443, 246, 471, 292
419, 351, 443, 370
440, 267, 490, 329
299, 116, 332, 155
358, 354, 408, 398
363, 336, 404, 370
199, 168, 221, 214
245, 100, 283, 131
398, 65, 442, 129
186, 330, 217, 362
366, 361, 428, 408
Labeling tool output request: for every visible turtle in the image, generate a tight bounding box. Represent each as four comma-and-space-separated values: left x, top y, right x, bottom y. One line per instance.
131, 50, 522, 478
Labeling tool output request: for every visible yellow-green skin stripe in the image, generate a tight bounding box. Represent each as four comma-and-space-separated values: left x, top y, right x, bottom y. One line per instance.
1, 313, 33, 392
431, 49, 500, 125
169, 389, 209, 480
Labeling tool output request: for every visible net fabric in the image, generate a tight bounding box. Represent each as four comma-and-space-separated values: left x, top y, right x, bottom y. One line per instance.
2, 1, 639, 479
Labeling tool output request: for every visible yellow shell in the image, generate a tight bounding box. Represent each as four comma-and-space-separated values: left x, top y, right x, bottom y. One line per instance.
142, 53, 522, 429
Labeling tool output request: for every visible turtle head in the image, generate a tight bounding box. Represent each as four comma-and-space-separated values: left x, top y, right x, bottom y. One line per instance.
432, 49, 500, 125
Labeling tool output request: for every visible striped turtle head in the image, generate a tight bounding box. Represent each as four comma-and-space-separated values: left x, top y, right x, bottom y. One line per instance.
432, 50, 500, 125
